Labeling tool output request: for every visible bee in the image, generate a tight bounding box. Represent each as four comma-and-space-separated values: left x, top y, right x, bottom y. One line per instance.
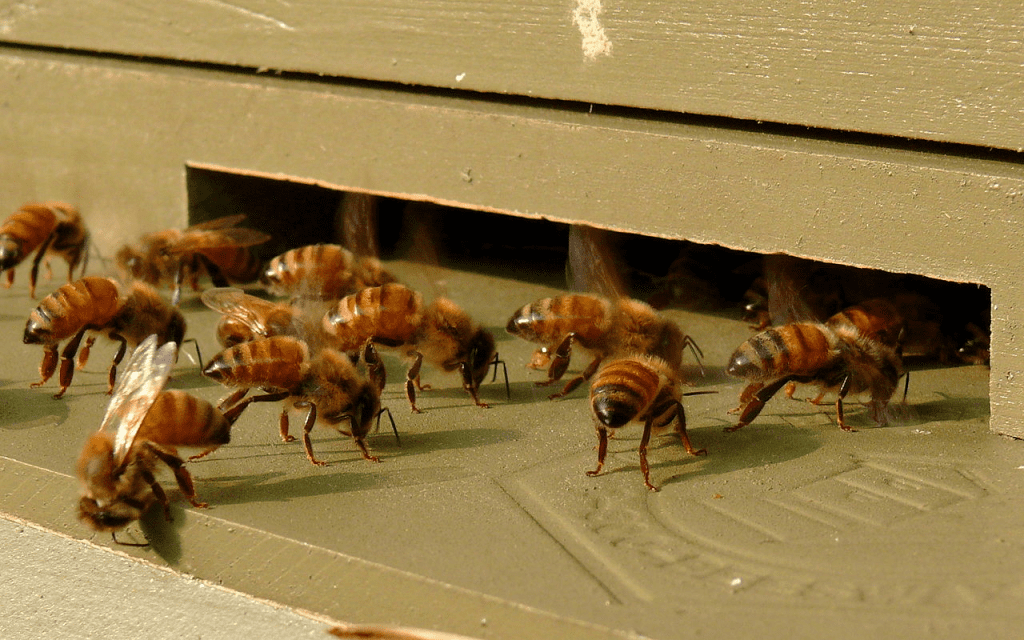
23, 276, 186, 398
782, 297, 908, 404
200, 287, 311, 348
115, 214, 270, 305
0, 201, 89, 298
76, 335, 248, 544
202, 335, 385, 465
505, 294, 703, 399
260, 243, 396, 301
586, 355, 708, 492
725, 314, 905, 432
320, 283, 502, 413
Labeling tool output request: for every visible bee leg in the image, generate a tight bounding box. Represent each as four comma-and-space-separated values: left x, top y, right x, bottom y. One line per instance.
27, 232, 56, 299
2, 269, 13, 288
217, 387, 250, 413
105, 334, 129, 395
784, 381, 798, 399
405, 352, 425, 413
835, 375, 857, 432
725, 376, 794, 432
363, 341, 386, 392
346, 414, 380, 463
54, 327, 90, 399
672, 400, 708, 458
139, 466, 174, 521
30, 345, 59, 389
586, 426, 609, 479
538, 333, 577, 386
548, 354, 602, 400
279, 409, 295, 442
638, 416, 660, 491
459, 362, 490, 409
149, 446, 208, 509
729, 382, 764, 414
197, 253, 229, 288
295, 401, 328, 466
76, 336, 97, 370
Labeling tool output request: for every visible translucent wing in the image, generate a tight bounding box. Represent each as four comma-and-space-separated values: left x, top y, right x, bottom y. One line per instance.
201, 287, 287, 338
98, 335, 176, 464
566, 224, 627, 299
170, 226, 271, 253
183, 213, 247, 231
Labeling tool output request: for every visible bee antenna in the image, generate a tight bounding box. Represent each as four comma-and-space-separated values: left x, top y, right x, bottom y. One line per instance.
490, 354, 511, 400
376, 407, 400, 446
179, 337, 204, 370
684, 335, 706, 376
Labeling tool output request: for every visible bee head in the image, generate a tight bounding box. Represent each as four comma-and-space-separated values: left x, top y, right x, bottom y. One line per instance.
78, 496, 145, 533
0, 235, 23, 271
467, 329, 498, 390
161, 310, 187, 348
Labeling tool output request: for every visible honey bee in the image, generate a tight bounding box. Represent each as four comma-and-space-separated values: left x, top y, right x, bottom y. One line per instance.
782, 297, 908, 404
321, 283, 502, 413
506, 294, 703, 399
200, 287, 311, 348
203, 335, 385, 465
0, 201, 89, 298
115, 214, 270, 305
260, 243, 396, 301
23, 276, 186, 398
725, 314, 905, 432
586, 355, 708, 491
76, 335, 248, 543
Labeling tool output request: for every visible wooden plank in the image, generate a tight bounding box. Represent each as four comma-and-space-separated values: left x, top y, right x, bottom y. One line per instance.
1, 1, 1022, 150
0, 49, 1019, 436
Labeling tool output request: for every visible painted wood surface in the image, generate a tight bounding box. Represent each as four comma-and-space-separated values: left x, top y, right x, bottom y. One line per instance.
0, 48, 1019, 436
0, 1, 1022, 150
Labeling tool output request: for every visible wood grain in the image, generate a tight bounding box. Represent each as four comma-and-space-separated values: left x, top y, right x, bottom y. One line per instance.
1, 1, 1022, 150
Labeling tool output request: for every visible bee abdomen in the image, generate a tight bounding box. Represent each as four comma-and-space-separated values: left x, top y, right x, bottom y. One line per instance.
141, 391, 231, 447
727, 323, 833, 380
204, 336, 308, 389
24, 277, 121, 344
590, 359, 660, 428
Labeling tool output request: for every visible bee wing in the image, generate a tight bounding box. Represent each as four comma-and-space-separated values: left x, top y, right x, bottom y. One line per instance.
169, 227, 271, 253
764, 253, 832, 325
566, 225, 627, 299
201, 287, 282, 337
183, 213, 248, 231
98, 335, 176, 463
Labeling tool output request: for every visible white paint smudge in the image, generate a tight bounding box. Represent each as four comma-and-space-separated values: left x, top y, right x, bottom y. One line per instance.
455, 72, 466, 82
189, 0, 296, 31
572, 0, 612, 61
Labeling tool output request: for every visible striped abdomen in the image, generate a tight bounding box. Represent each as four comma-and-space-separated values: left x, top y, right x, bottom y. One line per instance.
590, 358, 663, 429
138, 391, 232, 449
261, 244, 357, 299
203, 335, 309, 390
505, 294, 609, 347
0, 204, 59, 269
23, 277, 122, 345
199, 246, 263, 283
322, 283, 422, 352
726, 323, 837, 382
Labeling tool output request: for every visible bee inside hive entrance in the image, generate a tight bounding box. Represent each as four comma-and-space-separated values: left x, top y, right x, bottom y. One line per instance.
184, 165, 991, 435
